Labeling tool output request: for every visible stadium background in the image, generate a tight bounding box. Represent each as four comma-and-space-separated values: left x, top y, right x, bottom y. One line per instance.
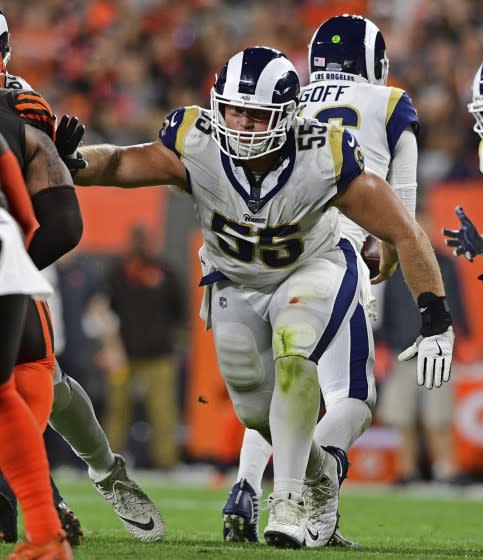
5, 0, 483, 481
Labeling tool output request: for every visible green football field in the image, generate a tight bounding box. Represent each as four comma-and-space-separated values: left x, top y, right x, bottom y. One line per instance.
3, 473, 482, 559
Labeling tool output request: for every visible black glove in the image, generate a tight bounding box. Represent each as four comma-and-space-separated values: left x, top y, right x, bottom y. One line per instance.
55, 114, 88, 176
442, 206, 483, 262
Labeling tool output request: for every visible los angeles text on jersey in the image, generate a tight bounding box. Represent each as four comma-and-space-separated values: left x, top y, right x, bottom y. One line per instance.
311, 72, 355, 82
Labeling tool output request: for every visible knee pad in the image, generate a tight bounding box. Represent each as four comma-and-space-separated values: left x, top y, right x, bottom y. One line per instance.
273, 311, 319, 360
230, 397, 271, 436
327, 396, 373, 428
215, 323, 265, 390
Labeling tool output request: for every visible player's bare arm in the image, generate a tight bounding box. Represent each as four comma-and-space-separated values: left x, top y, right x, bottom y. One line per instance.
332, 170, 445, 300
76, 140, 188, 190
23, 123, 73, 195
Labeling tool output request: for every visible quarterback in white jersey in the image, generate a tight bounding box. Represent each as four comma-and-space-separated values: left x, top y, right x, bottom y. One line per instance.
74, 46, 454, 549
300, 67, 418, 253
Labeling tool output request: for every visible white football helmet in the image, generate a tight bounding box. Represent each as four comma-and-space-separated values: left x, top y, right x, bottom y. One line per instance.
468, 63, 483, 139
308, 14, 389, 86
210, 46, 300, 160
0, 11, 11, 71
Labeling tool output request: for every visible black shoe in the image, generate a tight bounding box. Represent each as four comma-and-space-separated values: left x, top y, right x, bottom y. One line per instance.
56, 501, 83, 547
0, 491, 17, 543
51, 475, 83, 546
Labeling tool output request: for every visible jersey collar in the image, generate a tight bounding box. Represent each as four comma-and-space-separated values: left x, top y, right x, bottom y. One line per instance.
220, 130, 296, 214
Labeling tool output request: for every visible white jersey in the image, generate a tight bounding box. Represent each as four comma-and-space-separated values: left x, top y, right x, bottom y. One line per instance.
299, 73, 418, 249
0, 208, 52, 299
160, 106, 365, 290
4, 72, 32, 90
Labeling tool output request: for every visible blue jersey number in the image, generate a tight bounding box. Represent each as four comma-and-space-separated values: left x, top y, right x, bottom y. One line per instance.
313, 106, 361, 130
211, 212, 303, 268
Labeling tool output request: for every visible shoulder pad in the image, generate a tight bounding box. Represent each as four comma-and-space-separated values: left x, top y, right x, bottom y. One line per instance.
386, 88, 419, 156
7, 89, 56, 141
328, 125, 364, 192
159, 106, 210, 157
5, 73, 32, 90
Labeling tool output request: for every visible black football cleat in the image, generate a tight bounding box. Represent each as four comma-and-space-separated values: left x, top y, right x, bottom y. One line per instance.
0, 490, 17, 543
55, 501, 83, 547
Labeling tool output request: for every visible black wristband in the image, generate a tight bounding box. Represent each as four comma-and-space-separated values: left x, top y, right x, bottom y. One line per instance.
418, 292, 453, 337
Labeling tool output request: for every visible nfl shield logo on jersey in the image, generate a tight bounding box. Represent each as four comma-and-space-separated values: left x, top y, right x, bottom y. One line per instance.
248, 199, 264, 214
219, 295, 227, 309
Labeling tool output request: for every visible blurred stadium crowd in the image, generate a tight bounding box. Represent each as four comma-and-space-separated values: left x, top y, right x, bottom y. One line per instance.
4, 0, 483, 481
6, 0, 483, 189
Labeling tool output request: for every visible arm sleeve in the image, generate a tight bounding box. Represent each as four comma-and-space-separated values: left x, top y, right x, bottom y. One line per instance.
28, 186, 83, 269
387, 128, 418, 218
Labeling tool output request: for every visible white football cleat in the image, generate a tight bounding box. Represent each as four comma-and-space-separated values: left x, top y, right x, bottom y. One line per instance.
264, 491, 305, 549
89, 454, 165, 542
304, 446, 349, 548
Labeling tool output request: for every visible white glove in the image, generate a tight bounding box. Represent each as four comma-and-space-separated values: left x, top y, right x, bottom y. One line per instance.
397, 326, 455, 389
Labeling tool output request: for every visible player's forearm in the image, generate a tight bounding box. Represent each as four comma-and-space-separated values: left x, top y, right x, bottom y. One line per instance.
75, 144, 122, 186
395, 225, 445, 300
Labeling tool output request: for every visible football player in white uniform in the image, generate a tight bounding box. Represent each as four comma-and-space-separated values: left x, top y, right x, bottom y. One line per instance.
222, 14, 419, 548
0, 9, 165, 544
73, 45, 455, 549
442, 63, 483, 261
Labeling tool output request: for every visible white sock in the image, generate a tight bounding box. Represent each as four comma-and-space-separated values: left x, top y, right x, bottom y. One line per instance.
273, 478, 304, 499
49, 374, 116, 475
237, 428, 272, 495
270, 357, 320, 497
306, 442, 325, 480
314, 398, 372, 451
